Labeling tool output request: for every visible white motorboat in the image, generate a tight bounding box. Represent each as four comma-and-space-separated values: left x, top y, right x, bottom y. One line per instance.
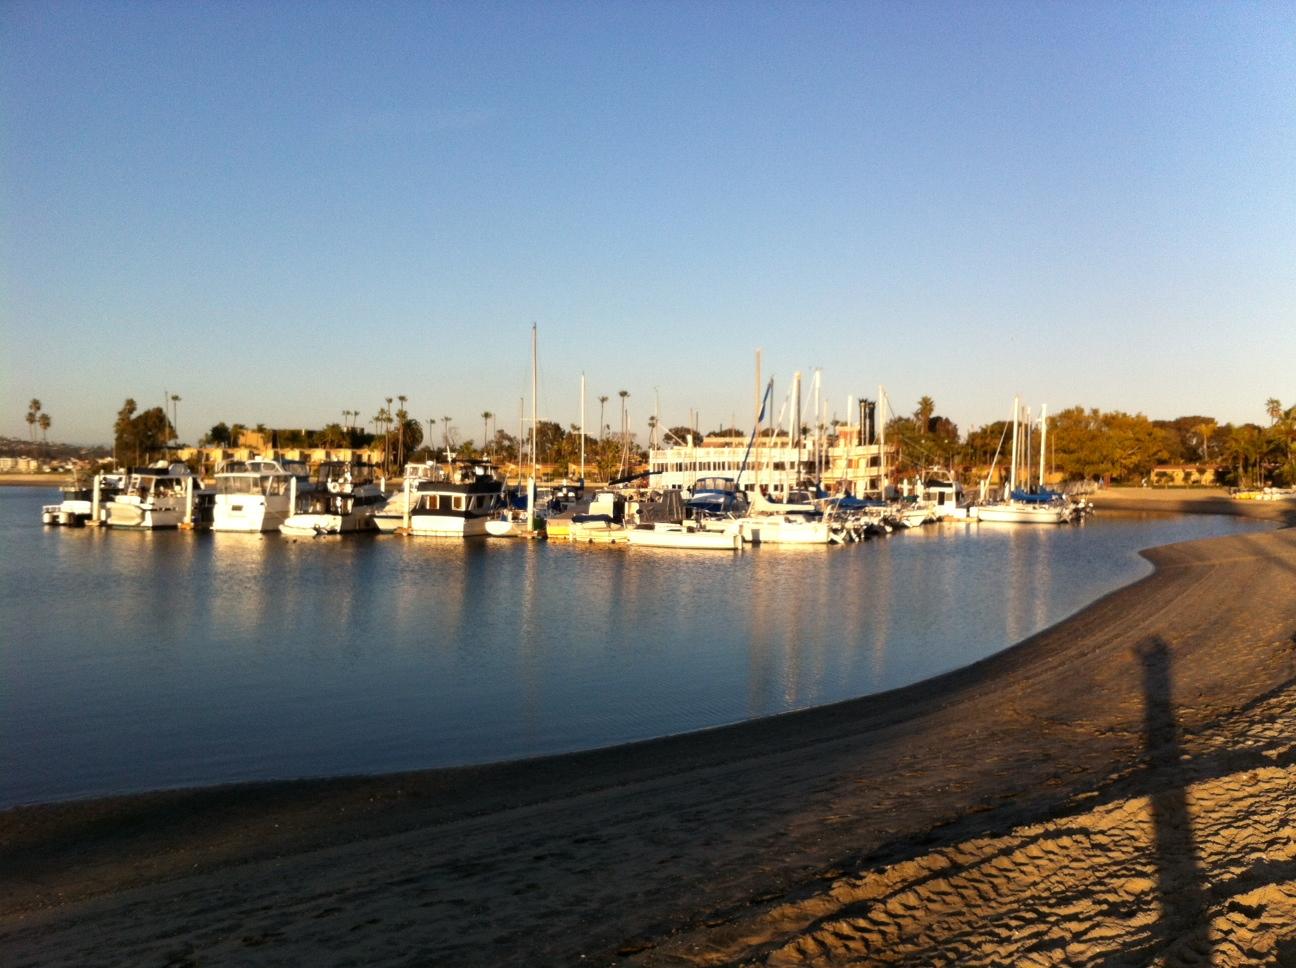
42, 473, 125, 526
893, 503, 936, 529
386, 460, 505, 538
279, 461, 386, 536
628, 520, 743, 550
737, 515, 831, 545
565, 490, 631, 544
734, 487, 832, 544
374, 461, 445, 533
104, 463, 204, 530
211, 457, 311, 532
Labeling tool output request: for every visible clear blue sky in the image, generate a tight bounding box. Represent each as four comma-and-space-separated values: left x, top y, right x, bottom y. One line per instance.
3, 1, 1293, 445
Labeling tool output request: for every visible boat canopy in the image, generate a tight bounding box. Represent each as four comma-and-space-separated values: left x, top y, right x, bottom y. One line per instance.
1010, 488, 1064, 504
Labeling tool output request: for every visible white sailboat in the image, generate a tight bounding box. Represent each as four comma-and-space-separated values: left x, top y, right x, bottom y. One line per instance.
487, 323, 545, 539
976, 400, 1072, 524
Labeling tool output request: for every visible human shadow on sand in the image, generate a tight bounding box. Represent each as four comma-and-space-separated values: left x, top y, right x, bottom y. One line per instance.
1131, 635, 1212, 963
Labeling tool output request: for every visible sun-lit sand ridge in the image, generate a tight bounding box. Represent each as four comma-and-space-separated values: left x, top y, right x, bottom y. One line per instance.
1, 490, 1293, 966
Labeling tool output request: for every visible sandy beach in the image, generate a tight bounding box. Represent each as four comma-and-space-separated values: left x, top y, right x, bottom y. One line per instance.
3, 493, 1295, 966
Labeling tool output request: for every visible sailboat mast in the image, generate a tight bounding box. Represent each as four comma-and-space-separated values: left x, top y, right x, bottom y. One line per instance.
1009, 396, 1019, 494
878, 384, 887, 498
1039, 404, 1048, 490
579, 371, 586, 482
1024, 406, 1032, 491
527, 323, 537, 527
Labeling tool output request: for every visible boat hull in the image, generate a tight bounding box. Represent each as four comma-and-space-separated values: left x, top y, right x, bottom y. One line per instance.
975, 503, 1069, 524
737, 517, 831, 545
104, 501, 185, 529
211, 496, 293, 532
628, 523, 742, 550
402, 513, 492, 537
280, 512, 376, 536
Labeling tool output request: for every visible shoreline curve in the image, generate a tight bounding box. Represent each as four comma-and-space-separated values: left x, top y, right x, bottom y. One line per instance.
3, 491, 1294, 965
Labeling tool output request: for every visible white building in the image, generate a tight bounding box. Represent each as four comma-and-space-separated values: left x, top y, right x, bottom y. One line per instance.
648, 427, 895, 497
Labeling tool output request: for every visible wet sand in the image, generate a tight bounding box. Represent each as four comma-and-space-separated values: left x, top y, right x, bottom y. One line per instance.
2, 496, 1294, 965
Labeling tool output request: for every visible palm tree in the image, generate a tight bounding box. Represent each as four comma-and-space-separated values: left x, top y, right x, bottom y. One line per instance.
1191, 420, 1218, 462
320, 423, 347, 448
396, 395, 409, 468
38, 412, 51, 445
26, 399, 41, 441
1266, 398, 1283, 427
373, 409, 389, 472
426, 418, 437, 456
618, 390, 630, 475
443, 415, 453, 449
915, 396, 935, 436
598, 395, 609, 439
481, 411, 493, 451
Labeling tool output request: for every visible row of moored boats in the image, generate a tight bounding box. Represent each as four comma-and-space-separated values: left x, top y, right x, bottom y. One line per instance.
41, 455, 1093, 549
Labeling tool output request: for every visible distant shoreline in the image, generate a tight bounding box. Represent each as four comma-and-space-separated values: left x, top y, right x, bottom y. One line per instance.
0, 473, 71, 488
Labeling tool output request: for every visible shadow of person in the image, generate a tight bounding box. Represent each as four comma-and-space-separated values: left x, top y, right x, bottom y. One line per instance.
1138, 635, 1213, 961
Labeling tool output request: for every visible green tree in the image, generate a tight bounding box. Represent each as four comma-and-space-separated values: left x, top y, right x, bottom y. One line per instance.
532, 420, 566, 464
318, 423, 347, 448
114, 402, 173, 465
397, 417, 423, 460
114, 399, 138, 464
206, 422, 233, 447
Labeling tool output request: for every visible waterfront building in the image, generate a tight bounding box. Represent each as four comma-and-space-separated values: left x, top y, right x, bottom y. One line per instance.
648, 426, 896, 497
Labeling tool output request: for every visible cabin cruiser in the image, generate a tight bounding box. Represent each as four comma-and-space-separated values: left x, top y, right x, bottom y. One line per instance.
104, 463, 205, 529
382, 460, 505, 537
372, 461, 442, 532
42, 472, 125, 526
280, 461, 387, 535
211, 457, 312, 532
919, 474, 971, 520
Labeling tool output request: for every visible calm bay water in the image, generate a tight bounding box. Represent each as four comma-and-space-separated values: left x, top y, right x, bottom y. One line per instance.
0, 486, 1271, 807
